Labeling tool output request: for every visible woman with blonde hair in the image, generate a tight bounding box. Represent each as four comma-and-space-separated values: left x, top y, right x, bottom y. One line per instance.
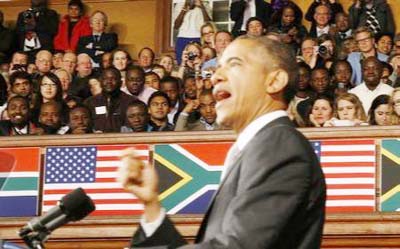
200, 22, 217, 48
325, 93, 367, 126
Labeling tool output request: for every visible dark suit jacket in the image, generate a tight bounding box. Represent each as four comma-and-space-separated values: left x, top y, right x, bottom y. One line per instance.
230, 0, 273, 37
76, 32, 118, 64
130, 116, 326, 249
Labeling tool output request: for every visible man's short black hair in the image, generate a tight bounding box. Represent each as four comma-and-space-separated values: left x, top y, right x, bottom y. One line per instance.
245, 17, 266, 31
127, 100, 148, 113
7, 96, 29, 110
160, 76, 180, 89
138, 47, 155, 60
68, 0, 84, 11
68, 103, 91, 122
148, 91, 171, 107
127, 65, 145, 79
9, 71, 32, 86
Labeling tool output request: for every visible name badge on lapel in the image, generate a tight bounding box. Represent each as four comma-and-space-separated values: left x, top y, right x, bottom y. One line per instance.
95, 106, 107, 115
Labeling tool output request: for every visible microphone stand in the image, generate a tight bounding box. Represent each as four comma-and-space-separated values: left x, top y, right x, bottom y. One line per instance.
19, 228, 49, 249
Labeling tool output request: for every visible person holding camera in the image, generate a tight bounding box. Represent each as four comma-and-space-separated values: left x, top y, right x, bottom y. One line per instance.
173, 0, 211, 66
16, 0, 59, 63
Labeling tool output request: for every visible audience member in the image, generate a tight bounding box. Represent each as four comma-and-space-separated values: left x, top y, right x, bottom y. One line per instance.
67, 103, 93, 134
349, 56, 394, 114
111, 49, 132, 89
173, 0, 211, 65
347, 27, 388, 85
158, 54, 175, 76
307, 94, 334, 127
310, 66, 333, 96
201, 45, 216, 63
34, 100, 68, 134
245, 17, 266, 38
175, 89, 220, 131
200, 22, 216, 48
147, 91, 174, 131
182, 75, 197, 103
309, 4, 332, 38
381, 61, 394, 86
121, 100, 149, 132
393, 33, 400, 55
54, 68, 73, 100
101, 51, 112, 69
297, 37, 319, 69
54, 0, 91, 53
305, 0, 343, 27
368, 94, 395, 125
375, 32, 393, 56
331, 60, 353, 95
268, 4, 308, 52
0, 10, 15, 65
178, 42, 203, 79
325, 93, 366, 126
68, 53, 92, 99
15, 0, 59, 61
349, 0, 395, 34
77, 10, 118, 67
202, 31, 232, 72
144, 71, 160, 90
88, 75, 102, 96
62, 52, 77, 75
152, 64, 167, 80
391, 87, 400, 118
138, 47, 155, 73
125, 65, 156, 104
333, 12, 352, 53
52, 51, 63, 69
34, 50, 52, 77
84, 67, 136, 132
0, 96, 32, 135
9, 71, 33, 98
159, 76, 183, 125
230, 0, 272, 37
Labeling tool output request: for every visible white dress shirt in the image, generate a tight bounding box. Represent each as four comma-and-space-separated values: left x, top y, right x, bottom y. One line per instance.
349, 82, 394, 114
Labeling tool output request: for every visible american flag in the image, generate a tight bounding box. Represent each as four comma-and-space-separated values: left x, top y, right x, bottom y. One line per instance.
312, 140, 376, 213
42, 145, 149, 216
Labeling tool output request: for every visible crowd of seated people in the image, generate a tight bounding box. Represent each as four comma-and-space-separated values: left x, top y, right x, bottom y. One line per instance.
0, 0, 399, 136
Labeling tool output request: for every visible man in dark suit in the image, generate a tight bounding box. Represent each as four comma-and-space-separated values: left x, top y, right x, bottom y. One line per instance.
0, 96, 33, 136
230, 0, 272, 37
120, 36, 326, 249
76, 10, 118, 67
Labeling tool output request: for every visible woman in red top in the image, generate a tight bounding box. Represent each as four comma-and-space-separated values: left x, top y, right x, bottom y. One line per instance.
54, 0, 91, 52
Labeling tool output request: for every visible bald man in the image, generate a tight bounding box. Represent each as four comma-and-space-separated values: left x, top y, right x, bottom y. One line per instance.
121, 37, 326, 249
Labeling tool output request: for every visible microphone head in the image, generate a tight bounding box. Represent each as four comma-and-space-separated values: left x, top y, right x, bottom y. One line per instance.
60, 188, 95, 221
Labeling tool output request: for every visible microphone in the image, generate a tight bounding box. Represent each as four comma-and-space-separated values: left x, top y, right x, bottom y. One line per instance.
19, 188, 95, 237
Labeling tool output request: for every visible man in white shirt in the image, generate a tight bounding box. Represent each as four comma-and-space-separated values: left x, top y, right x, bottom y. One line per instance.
120, 37, 326, 249
173, 0, 211, 65
349, 56, 393, 114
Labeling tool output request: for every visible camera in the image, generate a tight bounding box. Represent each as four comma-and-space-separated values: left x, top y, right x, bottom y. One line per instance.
202, 70, 213, 79
22, 9, 38, 32
188, 52, 197, 61
318, 45, 328, 56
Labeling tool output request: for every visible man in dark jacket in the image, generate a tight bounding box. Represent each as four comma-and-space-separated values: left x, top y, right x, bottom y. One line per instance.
0, 10, 15, 64
16, 0, 59, 62
85, 67, 136, 133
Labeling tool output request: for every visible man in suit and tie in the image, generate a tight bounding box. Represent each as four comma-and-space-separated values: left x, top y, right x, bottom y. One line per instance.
77, 10, 118, 67
120, 36, 326, 249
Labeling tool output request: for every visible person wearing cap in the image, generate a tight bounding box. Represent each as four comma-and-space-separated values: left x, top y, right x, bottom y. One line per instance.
54, 0, 91, 53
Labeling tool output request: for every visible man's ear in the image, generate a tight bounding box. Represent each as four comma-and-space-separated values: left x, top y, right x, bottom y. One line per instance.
264, 69, 288, 94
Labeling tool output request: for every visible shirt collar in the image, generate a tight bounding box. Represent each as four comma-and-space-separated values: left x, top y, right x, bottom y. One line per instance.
236, 110, 288, 151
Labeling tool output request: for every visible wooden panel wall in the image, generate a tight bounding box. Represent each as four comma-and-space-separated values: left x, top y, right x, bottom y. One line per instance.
0, 0, 157, 58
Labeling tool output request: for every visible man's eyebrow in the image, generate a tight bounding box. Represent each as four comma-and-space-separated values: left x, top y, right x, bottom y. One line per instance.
226, 57, 243, 63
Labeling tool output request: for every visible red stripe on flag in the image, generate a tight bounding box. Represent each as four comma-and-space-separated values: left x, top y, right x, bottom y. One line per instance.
44, 188, 129, 195
326, 184, 375, 189
326, 206, 374, 212
321, 140, 375, 145
321, 151, 375, 156
90, 210, 144, 216
96, 167, 118, 171
98, 145, 148, 151
324, 173, 375, 178
321, 162, 375, 167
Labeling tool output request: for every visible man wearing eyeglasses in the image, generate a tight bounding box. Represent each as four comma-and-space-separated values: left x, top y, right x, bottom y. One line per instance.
347, 26, 388, 86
